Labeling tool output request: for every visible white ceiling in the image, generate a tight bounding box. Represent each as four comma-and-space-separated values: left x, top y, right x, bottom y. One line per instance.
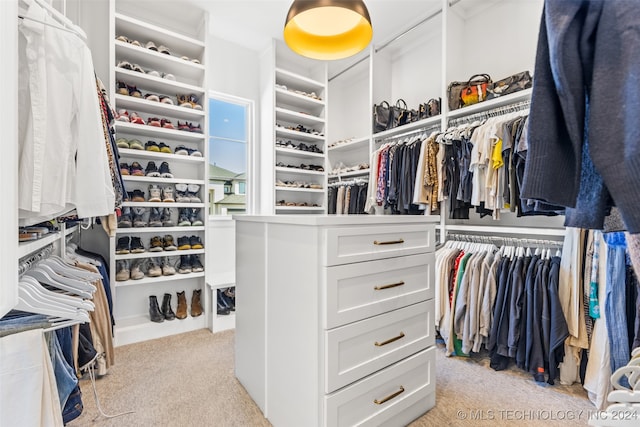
139, 0, 504, 78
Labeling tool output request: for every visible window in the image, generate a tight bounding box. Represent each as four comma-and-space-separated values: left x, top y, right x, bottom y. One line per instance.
208, 92, 253, 216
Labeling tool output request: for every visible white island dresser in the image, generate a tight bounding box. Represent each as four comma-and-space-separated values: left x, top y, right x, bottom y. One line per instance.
234, 215, 438, 427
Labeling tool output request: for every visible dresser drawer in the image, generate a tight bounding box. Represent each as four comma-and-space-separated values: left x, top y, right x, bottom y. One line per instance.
323, 224, 435, 266
324, 347, 435, 427
324, 253, 434, 329
325, 300, 434, 393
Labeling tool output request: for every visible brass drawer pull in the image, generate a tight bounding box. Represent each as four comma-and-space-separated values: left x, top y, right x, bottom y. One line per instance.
374, 332, 405, 347
374, 386, 405, 405
374, 281, 405, 291
373, 238, 404, 246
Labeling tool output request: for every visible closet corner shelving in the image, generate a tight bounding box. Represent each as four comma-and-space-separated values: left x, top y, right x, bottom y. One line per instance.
261, 41, 328, 214
109, 3, 208, 346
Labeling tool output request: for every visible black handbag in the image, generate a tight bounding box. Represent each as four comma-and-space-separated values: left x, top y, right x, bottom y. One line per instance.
392, 99, 409, 128
486, 71, 533, 99
373, 101, 392, 133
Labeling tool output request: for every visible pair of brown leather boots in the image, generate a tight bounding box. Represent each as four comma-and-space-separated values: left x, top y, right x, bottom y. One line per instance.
149, 289, 202, 323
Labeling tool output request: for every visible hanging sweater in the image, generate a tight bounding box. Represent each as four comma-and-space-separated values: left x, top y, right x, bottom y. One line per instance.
522, 0, 640, 232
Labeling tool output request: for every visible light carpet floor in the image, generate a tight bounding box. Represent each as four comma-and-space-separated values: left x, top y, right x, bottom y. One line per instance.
68, 329, 596, 427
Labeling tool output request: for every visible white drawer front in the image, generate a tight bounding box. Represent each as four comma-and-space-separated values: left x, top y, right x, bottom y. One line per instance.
325, 300, 434, 393
325, 347, 435, 427
324, 224, 435, 266
325, 253, 434, 329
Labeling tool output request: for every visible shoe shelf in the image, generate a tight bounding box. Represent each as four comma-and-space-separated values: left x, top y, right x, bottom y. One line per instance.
275, 206, 325, 212
117, 148, 205, 163
115, 226, 206, 234
18, 230, 62, 258
115, 121, 205, 141
275, 127, 325, 143
115, 271, 206, 287
122, 202, 205, 208
115, 248, 205, 260
122, 175, 205, 185
115, 41, 205, 83
328, 168, 371, 179
275, 166, 325, 176
275, 67, 324, 94
115, 68, 205, 97
114, 94, 205, 121
275, 147, 324, 159
328, 136, 370, 152
275, 87, 324, 110
275, 107, 325, 127
275, 187, 325, 193
115, 313, 207, 347
115, 13, 205, 61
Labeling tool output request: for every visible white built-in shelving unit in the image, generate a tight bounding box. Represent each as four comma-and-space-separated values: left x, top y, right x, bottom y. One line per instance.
109, 2, 209, 346
260, 43, 329, 214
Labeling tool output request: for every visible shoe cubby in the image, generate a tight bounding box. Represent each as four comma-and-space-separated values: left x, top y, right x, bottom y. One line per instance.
260, 41, 328, 214
110, 3, 208, 346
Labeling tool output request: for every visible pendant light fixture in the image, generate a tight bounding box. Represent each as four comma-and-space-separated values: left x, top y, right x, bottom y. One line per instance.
283, 0, 373, 61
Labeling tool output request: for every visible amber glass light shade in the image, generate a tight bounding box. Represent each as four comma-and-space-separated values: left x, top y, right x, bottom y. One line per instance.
284, 0, 373, 60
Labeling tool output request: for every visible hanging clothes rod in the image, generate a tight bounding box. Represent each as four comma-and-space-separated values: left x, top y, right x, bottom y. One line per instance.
448, 99, 531, 127
377, 123, 441, 142
447, 233, 564, 247
329, 0, 462, 82
18, 244, 54, 275
17, 14, 86, 41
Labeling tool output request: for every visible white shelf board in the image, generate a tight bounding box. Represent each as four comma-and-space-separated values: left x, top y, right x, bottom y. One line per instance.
115, 121, 205, 142
122, 175, 205, 185
117, 148, 205, 163
115, 226, 205, 234
115, 248, 205, 260
64, 224, 79, 236
328, 168, 370, 179
275, 107, 325, 127
114, 313, 206, 347
275, 206, 324, 211
115, 41, 205, 82
373, 115, 441, 140
207, 272, 236, 288
275, 127, 325, 142
115, 13, 205, 60
18, 231, 62, 259
328, 137, 370, 152
122, 202, 205, 208
446, 88, 532, 120
115, 94, 205, 121
115, 271, 206, 287
275, 167, 325, 176
275, 187, 325, 193
275, 147, 325, 159
445, 224, 566, 237
115, 68, 205, 96
275, 88, 325, 110
275, 68, 324, 93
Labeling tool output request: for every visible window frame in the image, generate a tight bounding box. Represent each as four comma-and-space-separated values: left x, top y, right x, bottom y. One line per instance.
207, 91, 255, 218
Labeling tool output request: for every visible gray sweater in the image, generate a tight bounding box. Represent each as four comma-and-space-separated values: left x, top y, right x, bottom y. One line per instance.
522, 0, 640, 232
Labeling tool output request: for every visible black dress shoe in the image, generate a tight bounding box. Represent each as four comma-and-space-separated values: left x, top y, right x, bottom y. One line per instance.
149, 295, 164, 322
161, 293, 176, 320
219, 289, 235, 311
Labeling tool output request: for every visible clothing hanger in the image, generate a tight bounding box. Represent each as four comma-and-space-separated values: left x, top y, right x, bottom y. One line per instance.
21, 276, 94, 311
43, 256, 102, 281
16, 282, 90, 322
23, 268, 93, 298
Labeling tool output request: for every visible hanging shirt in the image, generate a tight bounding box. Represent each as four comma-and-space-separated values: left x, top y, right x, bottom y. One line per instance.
18, 1, 114, 221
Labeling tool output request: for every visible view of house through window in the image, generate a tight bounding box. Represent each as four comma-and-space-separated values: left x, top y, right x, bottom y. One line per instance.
208, 93, 251, 216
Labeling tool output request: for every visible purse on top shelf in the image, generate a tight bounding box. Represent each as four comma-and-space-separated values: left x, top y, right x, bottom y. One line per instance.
447, 73, 492, 111
486, 71, 533, 99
